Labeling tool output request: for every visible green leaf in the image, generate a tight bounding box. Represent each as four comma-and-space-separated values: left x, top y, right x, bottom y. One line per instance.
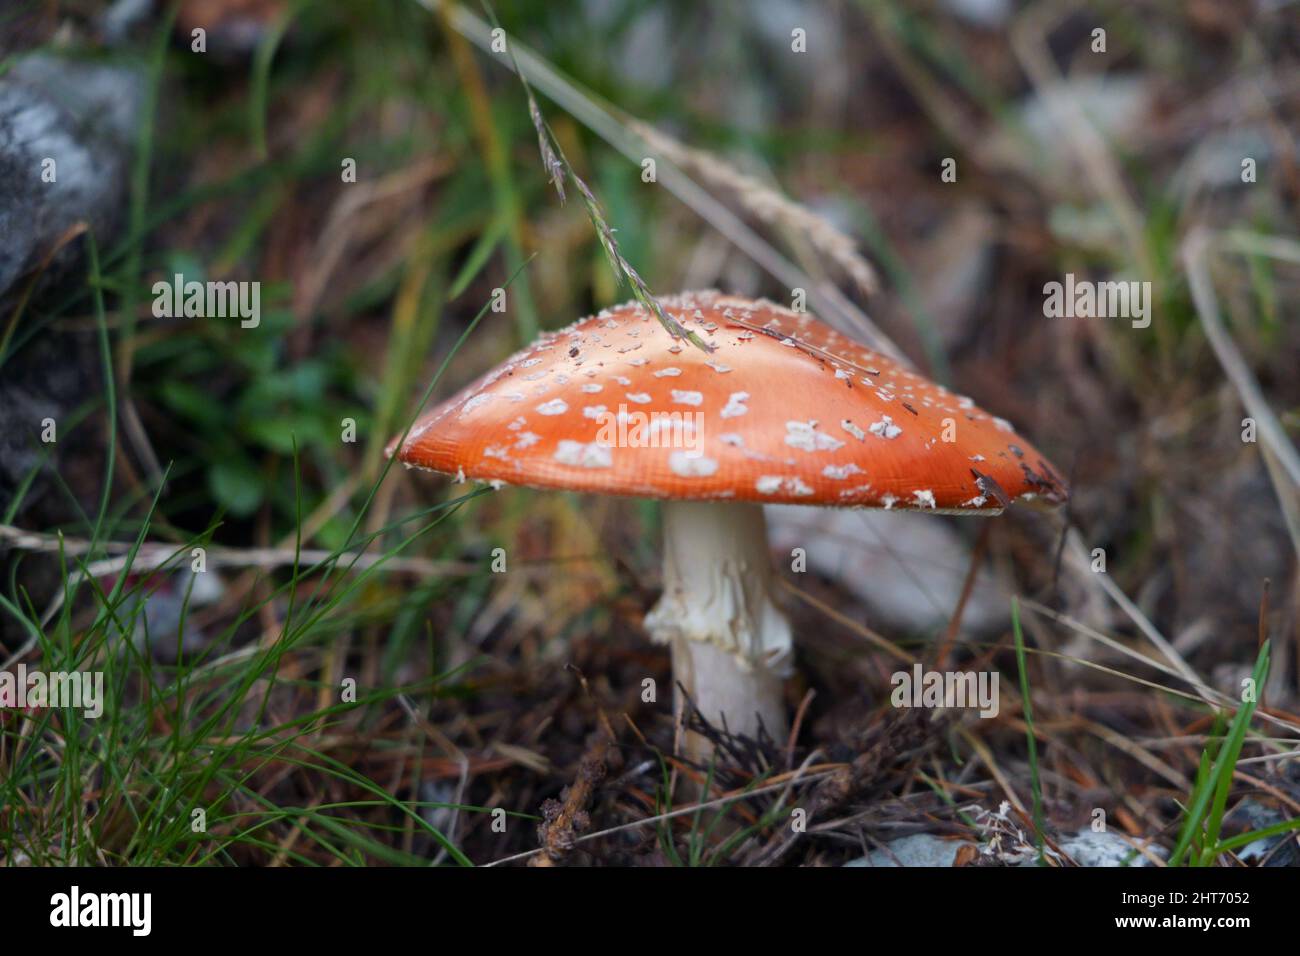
209, 460, 264, 517
161, 380, 223, 427
243, 414, 329, 454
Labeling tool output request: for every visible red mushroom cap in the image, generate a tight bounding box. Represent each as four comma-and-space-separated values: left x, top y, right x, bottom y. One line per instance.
389, 291, 1068, 513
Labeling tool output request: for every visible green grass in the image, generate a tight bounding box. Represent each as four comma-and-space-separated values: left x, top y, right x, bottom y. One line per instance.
1, 244, 527, 864
1011, 596, 1046, 857
1168, 641, 1286, 867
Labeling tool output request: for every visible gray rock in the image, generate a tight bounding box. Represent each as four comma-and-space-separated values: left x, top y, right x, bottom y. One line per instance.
0, 53, 145, 537
0, 53, 145, 297
127, 568, 226, 661
941, 0, 1011, 28
1017, 76, 1152, 159
101, 0, 156, 44
1227, 799, 1299, 866
845, 833, 970, 867
1052, 828, 1165, 867
1171, 128, 1273, 196
846, 827, 1166, 868
766, 504, 1009, 634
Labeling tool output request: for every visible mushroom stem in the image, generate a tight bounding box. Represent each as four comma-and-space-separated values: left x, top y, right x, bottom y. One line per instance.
644, 500, 792, 758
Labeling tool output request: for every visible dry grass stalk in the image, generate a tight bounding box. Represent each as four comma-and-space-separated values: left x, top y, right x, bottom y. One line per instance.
629, 120, 879, 297
424, 0, 903, 359
1184, 230, 1300, 506
477, 4, 710, 352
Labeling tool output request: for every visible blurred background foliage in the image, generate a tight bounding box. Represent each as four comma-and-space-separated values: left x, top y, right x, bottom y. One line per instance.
0, 0, 1298, 866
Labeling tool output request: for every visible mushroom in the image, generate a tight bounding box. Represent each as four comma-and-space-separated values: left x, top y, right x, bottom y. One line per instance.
389, 291, 1067, 759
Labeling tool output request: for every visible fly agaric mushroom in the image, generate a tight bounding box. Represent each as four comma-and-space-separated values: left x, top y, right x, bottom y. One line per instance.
389, 291, 1067, 758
